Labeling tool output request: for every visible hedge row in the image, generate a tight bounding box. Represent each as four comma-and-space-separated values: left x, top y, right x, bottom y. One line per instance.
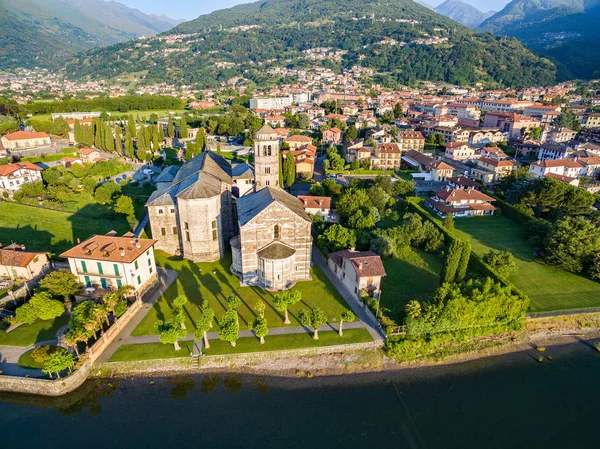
407, 197, 530, 303
483, 190, 534, 225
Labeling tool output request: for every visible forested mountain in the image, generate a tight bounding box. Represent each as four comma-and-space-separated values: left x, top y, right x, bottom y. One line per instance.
0, 0, 181, 69
479, 0, 600, 79
64, 0, 557, 89
434, 0, 495, 28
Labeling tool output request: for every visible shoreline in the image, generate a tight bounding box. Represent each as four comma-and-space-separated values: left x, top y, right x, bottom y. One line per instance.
91, 319, 600, 382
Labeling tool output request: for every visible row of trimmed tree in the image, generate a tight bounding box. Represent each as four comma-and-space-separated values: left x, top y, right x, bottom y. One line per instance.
156, 290, 357, 351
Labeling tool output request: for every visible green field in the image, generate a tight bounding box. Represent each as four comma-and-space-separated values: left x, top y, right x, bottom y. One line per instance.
30, 109, 188, 121
1, 316, 69, 347
380, 248, 442, 322
110, 329, 372, 362
0, 202, 131, 253
131, 251, 352, 336
455, 215, 600, 312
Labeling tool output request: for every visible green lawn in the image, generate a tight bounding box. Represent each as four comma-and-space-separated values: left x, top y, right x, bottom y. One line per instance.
131, 251, 352, 336
455, 215, 600, 312
381, 248, 442, 322
0, 202, 131, 253
17, 346, 60, 369
1, 315, 69, 347
110, 329, 372, 362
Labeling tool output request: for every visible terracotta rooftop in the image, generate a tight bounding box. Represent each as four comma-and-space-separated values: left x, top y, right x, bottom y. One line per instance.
0, 245, 46, 268
544, 172, 578, 183
328, 250, 387, 278
377, 143, 401, 154
60, 233, 157, 263
286, 135, 313, 143
531, 159, 583, 168
2, 131, 49, 141
297, 195, 331, 210
0, 162, 43, 176
478, 157, 515, 168
435, 188, 495, 203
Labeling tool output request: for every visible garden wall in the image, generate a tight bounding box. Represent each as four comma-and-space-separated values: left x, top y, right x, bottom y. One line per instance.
0, 295, 144, 396
96, 341, 384, 376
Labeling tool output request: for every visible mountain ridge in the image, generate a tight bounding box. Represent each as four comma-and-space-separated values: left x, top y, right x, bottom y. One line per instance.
479, 0, 600, 79
434, 0, 495, 28
63, 0, 557, 89
0, 0, 182, 69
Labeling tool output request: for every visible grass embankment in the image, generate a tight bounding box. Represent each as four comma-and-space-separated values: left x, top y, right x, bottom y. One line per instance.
455, 216, 600, 312
110, 328, 373, 362
0, 202, 131, 253
0, 316, 69, 347
132, 251, 352, 335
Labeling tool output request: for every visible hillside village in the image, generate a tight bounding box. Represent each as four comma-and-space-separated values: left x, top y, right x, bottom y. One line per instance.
1, 70, 600, 389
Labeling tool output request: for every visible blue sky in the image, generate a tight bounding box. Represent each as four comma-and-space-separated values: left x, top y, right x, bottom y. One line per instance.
119, 0, 511, 21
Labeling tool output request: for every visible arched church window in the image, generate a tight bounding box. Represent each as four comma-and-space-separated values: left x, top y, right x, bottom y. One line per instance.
267, 145, 272, 156
274, 225, 280, 240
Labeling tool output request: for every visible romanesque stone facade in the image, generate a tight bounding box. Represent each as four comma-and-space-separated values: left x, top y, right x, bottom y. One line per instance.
147, 125, 313, 290
231, 187, 312, 290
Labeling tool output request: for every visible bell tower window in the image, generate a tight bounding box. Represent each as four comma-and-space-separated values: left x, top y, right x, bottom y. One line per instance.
274, 225, 280, 240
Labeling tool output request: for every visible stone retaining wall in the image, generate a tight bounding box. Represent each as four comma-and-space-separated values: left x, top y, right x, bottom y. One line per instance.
97, 340, 384, 377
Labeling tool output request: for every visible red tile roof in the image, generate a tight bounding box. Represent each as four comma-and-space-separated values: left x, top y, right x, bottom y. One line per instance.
60, 233, 157, 263
478, 157, 515, 168
3, 131, 49, 141
328, 250, 386, 278
0, 162, 43, 176
531, 159, 582, 168
297, 195, 331, 210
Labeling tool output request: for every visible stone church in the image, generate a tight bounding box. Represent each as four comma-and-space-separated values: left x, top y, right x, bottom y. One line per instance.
146, 125, 312, 290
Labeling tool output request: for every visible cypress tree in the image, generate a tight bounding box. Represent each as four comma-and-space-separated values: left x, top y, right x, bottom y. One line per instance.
152, 129, 160, 151
125, 129, 135, 159
158, 122, 165, 141
179, 118, 188, 139
279, 153, 284, 187
195, 127, 206, 150
104, 123, 115, 153
167, 115, 175, 138
284, 151, 295, 187
115, 126, 123, 155
128, 115, 137, 138
455, 241, 472, 283
441, 240, 462, 285
74, 120, 81, 144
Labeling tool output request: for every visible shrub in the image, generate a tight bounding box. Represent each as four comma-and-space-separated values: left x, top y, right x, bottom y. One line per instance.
31, 345, 56, 363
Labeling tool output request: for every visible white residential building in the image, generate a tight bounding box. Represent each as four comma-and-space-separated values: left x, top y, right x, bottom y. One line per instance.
327, 250, 386, 299
0, 162, 43, 195
250, 96, 293, 110
60, 232, 158, 293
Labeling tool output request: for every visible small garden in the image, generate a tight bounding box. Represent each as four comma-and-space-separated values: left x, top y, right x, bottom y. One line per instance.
1, 270, 136, 379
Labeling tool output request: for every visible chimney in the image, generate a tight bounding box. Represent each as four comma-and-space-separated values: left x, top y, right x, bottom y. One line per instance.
77, 238, 81, 244
135, 240, 141, 249
358, 262, 363, 270
120, 248, 125, 257
350, 247, 356, 252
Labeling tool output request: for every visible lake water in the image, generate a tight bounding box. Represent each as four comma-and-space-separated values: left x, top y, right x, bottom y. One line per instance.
2, 343, 599, 449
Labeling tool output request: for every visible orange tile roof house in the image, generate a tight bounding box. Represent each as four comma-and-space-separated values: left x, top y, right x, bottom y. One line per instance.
471, 157, 515, 183
285, 134, 313, 150
323, 127, 343, 145
78, 147, 102, 163
402, 150, 454, 181
529, 159, 584, 184
327, 249, 386, 299
0, 243, 50, 280
0, 162, 43, 196
426, 188, 497, 218
297, 195, 335, 221
372, 143, 402, 169
60, 232, 158, 293
1, 131, 51, 150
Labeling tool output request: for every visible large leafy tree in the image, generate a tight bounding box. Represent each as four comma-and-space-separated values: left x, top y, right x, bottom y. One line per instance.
316, 224, 356, 253
298, 307, 327, 340
42, 349, 74, 379
194, 300, 215, 349
14, 292, 64, 324
544, 216, 600, 273
273, 290, 301, 324
250, 316, 269, 344
155, 318, 187, 351
39, 270, 81, 301
483, 250, 518, 278
219, 310, 240, 347
339, 310, 355, 336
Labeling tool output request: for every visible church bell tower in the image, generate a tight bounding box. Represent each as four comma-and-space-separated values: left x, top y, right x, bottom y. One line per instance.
253, 124, 280, 189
